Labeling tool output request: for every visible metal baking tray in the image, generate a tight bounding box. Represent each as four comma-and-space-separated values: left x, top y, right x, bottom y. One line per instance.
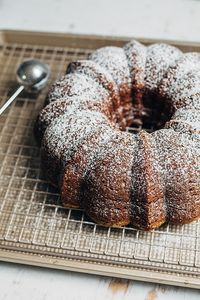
0, 30, 199, 288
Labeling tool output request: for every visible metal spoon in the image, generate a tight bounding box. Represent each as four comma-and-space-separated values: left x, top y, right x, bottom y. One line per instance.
0, 58, 50, 115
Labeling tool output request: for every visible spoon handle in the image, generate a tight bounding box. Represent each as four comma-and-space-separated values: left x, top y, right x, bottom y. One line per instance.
0, 85, 25, 115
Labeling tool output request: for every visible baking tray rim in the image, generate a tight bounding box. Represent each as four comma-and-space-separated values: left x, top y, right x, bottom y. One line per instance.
1, 29, 200, 48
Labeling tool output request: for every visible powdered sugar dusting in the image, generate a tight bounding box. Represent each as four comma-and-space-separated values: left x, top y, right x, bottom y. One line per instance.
61, 126, 122, 207
83, 132, 137, 227
124, 40, 147, 93
89, 46, 131, 89
66, 59, 123, 126
35, 39, 200, 230
166, 108, 200, 133
145, 43, 182, 91
123, 40, 147, 124
36, 92, 114, 140
66, 59, 118, 95
164, 69, 200, 110
159, 53, 200, 97
152, 128, 200, 223
46, 73, 110, 105
41, 109, 112, 185
89, 46, 133, 124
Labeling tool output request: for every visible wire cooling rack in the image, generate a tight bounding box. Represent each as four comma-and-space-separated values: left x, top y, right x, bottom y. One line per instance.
0, 31, 199, 288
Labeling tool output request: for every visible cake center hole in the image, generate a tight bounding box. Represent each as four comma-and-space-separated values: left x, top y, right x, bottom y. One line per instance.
128, 96, 172, 134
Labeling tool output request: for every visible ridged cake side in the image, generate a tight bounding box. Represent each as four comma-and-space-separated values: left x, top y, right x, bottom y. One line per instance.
35, 40, 200, 230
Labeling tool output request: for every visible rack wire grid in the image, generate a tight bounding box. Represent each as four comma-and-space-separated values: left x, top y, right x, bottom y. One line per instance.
0, 33, 199, 287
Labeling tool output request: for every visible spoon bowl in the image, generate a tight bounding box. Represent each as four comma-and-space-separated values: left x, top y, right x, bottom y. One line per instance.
16, 58, 50, 92
0, 58, 50, 115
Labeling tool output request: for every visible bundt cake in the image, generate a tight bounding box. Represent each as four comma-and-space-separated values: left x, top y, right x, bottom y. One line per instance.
35, 39, 200, 230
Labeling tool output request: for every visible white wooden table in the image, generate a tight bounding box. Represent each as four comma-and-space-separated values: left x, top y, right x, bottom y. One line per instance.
0, 0, 200, 298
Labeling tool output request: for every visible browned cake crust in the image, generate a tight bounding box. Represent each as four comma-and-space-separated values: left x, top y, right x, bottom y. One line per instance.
66, 60, 125, 129
89, 47, 133, 127
61, 126, 118, 208
82, 132, 136, 227
35, 40, 200, 231
131, 130, 166, 230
